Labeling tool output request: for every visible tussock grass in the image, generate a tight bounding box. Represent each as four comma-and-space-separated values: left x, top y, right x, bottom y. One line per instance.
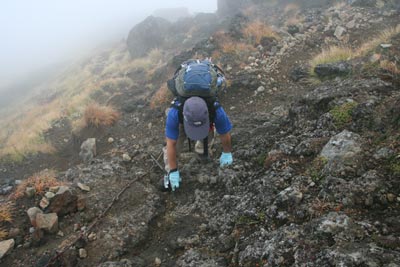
380, 60, 399, 75
0, 42, 165, 160
0, 203, 13, 224
242, 20, 280, 44
309, 25, 400, 79
309, 46, 354, 75
0, 228, 8, 240
355, 25, 400, 56
11, 169, 62, 199
82, 103, 120, 128
150, 84, 172, 109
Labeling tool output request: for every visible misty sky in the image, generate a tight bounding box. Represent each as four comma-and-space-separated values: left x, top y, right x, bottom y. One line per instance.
0, 0, 217, 89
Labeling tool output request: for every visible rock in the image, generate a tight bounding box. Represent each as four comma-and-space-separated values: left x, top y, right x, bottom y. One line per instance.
122, 153, 132, 162
373, 147, 395, 160
380, 44, 392, 49
25, 187, 36, 198
27, 207, 43, 227
31, 229, 44, 246
98, 259, 134, 267
108, 137, 114, 143
334, 26, 346, 39
77, 183, 90, 192
79, 248, 87, 258
0, 186, 13, 195
7, 228, 20, 239
155, 257, 161, 266
39, 197, 50, 209
77, 196, 87, 211
320, 130, 363, 177
349, 0, 377, 7
257, 86, 265, 93
79, 138, 96, 162
127, 16, 171, 58
289, 66, 309, 82
0, 239, 15, 259
48, 186, 78, 216
88, 232, 97, 241
387, 193, 396, 202
49, 186, 60, 193
36, 213, 58, 233
346, 20, 356, 29
45, 192, 55, 199
287, 24, 300, 35
314, 61, 352, 78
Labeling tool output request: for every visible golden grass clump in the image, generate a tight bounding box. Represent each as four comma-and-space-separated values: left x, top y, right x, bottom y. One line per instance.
11, 170, 61, 199
0, 203, 13, 224
380, 60, 399, 75
242, 21, 280, 44
309, 46, 354, 75
356, 25, 400, 57
150, 84, 172, 109
0, 228, 8, 240
83, 103, 120, 128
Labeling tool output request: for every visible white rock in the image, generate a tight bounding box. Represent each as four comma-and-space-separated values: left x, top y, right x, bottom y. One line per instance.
0, 239, 15, 259
257, 86, 266, 93
346, 20, 356, 29
79, 248, 88, 258
39, 197, 50, 209
108, 137, 114, 143
380, 44, 392, 49
45, 192, 55, 199
77, 183, 91, 192
155, 257, 162, 266
122, 153, 132, 162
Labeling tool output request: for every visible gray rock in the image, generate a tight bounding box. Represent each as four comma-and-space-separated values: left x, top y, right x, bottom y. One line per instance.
0, 239, 15, 259
25, 187, 36, 198
314, 61, 352, 78
320, 130, 363, 177
373, 147, 395, 160
45, 192, 55, 199
98, 259, 134, 267
346, 20, 356, 29
79, 248, 87, 258
79, 138, 96, 162
48, 186, 78, 216
334, 26, 346, 39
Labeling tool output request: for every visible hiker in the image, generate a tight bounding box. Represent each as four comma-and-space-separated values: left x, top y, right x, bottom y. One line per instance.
163, 59, 233, 191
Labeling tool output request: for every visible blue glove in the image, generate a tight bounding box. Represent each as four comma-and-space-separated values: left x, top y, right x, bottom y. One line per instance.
220, 152, 233, 167
169, 170, 180, 192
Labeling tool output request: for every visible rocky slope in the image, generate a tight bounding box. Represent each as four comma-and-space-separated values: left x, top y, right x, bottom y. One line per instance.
1, 1, 400, 266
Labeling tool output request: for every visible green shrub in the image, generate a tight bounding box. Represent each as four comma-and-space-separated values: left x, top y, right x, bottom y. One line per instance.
307, 156, 328, 182
330, 101, 358, 128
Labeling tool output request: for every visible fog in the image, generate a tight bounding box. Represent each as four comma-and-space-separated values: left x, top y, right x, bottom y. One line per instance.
0, 0, 217, 92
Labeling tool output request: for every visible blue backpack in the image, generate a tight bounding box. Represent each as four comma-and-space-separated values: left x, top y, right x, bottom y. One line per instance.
167, 59, 226, 98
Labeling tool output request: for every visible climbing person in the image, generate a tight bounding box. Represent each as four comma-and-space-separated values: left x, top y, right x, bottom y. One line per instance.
163, 59, 233, 191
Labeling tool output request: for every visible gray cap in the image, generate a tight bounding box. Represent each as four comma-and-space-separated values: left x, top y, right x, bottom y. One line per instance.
183, 97, 209, 141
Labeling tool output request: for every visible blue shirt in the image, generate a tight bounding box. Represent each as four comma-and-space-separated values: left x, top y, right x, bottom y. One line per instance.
166, 105, 232, 140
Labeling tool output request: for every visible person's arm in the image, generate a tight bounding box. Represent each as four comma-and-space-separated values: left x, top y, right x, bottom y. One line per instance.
220, 132, 232, 153
166, 137, 178, 170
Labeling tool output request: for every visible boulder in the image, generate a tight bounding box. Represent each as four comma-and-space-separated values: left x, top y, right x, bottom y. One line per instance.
320, 130, 363, 177
314, 61, 352, 78
79, 138, 96, 162
36, 213, 58, 233
127, 16, 171, 59
48, 186, 78, 216
0, 239, 14, 259
27, 207, 43, 227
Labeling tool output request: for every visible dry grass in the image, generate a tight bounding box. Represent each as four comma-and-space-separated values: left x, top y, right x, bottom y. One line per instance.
0, 228, 8, 240
242, 21, 280, 44
150, 84, 172, 109
355, 25, 400, 57
0, 203, 13, 224
81, 103, 120, 128
11, 169, 62, 199
309, 46, 354, 75
380, 60, 400, 75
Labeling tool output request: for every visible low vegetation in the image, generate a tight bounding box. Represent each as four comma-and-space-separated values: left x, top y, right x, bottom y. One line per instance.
242, 20, 280, 44
0, 202, 14, 240
11, 169, 62, 199
309, 25, 400, 77
150, 84, 172, 109
0, 42, 166, 161
330, 101, 358, 128
81, 103, 120, 128
306, 156, 328, 182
